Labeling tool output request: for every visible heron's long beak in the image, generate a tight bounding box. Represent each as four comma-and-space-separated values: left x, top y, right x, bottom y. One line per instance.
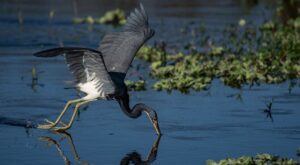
152, 119, 161, 136
145, 111, 162, 135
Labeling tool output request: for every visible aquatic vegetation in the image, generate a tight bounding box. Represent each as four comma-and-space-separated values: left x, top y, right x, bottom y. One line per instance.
206, 153, 299, 165
238, 18, 246, 27
227, 91, 243, 102
288, 80, 297, 94
73, 9, 126, 26
125, 80, 146, 91
18, 10, 23, 24
70, 1, 299, 94
137, 45, 168, 63
263, 98, 274, 122
49, 10, 55, 21
97, 8, 126, 25
31, 65, 38, 81
29, 65, 44, 92
136, 16, 300, 93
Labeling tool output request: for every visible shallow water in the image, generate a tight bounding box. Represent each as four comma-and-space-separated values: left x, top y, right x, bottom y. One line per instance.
0, 0, 299, 164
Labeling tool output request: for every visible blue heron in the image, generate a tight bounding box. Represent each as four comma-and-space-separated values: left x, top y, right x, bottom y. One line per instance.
34, 4, 161, 135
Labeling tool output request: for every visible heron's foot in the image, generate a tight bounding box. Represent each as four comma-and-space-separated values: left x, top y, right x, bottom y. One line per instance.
38, 123, 55, 129
44, 119, 55, 125
38, 119, 56, 129
52, 125, 71, 132
38, 119, 67, 129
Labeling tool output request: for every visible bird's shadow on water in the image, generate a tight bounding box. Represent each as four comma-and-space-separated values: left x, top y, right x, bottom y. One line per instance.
0, 116, 37, 128
39, 131, 161, 165
0, 116, 37, 136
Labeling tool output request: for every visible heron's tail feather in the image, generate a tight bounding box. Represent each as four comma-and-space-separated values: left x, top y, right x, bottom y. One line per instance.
33, 47, 101, 57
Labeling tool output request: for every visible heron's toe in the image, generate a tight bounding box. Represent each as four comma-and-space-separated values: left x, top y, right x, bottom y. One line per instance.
44, 119, 55, 125
37, 124, 53, 129
59, 121, 67, 127
44, 119, 67, 127
52, 126, 70, 132
37, 119, 57, 129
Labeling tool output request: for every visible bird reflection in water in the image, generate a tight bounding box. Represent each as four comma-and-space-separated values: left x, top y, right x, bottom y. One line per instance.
121, 135, 161, 165
39, 132, 161, 165
39, 132, 88, 165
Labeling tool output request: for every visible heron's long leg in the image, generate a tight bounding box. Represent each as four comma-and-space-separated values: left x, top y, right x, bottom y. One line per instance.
51, 99, 83, 125
38, 99, 83, 129
53, 100, 90, 132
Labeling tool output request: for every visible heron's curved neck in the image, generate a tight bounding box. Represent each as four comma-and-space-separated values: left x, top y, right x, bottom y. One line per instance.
117, 93, 149, 118
117, 92, 161, 135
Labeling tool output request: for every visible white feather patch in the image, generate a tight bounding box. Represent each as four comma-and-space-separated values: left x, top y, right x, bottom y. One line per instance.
77, 78, 105, 100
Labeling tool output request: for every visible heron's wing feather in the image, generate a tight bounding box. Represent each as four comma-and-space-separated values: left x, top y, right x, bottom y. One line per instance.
98, 4, 154, 75
81, 51, 116, 94
34, 47, 115, 95
64, 50, 87, 83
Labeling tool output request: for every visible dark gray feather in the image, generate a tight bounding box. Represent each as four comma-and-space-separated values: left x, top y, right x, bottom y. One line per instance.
34, 47, 116, 95
98, 3, 155, 75
64, 51, 86, 83
82, 52, 116, 95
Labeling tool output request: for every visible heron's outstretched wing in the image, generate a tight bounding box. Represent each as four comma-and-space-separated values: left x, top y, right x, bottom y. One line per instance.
98, 3, 155, 75
34, 47, 115, 95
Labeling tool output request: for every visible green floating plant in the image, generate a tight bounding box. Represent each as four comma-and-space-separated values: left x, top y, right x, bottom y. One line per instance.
97, 8, 126, 25
125, 80, 146, 91
136, 16, 300, 93
73, 8, 126, 26
206, 153, 298, 165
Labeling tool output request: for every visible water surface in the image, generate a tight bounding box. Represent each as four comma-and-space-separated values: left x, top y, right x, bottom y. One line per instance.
0, 0, 299, 164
